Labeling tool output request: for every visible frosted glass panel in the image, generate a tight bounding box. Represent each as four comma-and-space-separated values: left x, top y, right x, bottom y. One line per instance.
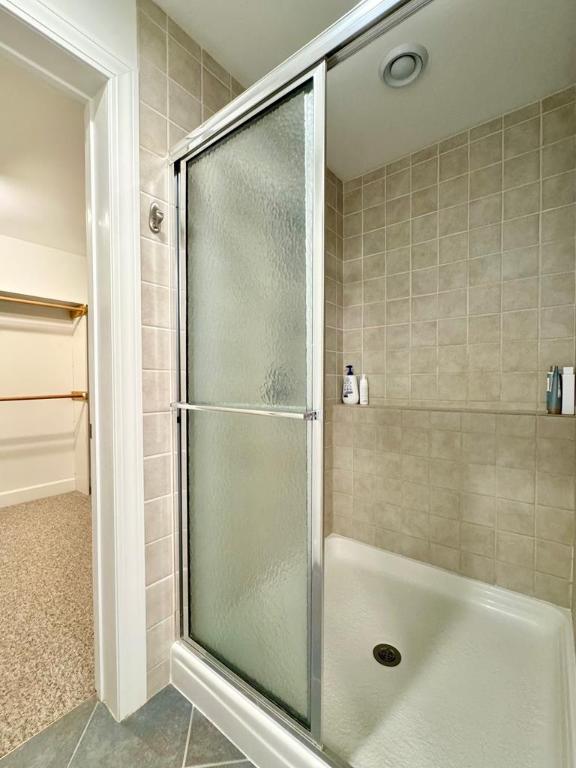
187, 411, 310, 723
186, 82, 313, 409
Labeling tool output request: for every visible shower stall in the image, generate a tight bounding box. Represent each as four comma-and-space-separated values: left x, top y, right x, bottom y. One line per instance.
170, 0, 576, 766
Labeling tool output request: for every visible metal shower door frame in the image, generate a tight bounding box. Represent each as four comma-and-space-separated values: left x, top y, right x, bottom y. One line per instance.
172, 62, 326, 746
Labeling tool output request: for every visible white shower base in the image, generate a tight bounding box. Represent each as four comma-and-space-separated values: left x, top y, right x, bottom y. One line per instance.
323, 534, 576, 768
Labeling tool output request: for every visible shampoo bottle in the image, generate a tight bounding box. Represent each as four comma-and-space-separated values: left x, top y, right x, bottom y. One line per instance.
342, 364, 359, 405
547, 365, 562, 415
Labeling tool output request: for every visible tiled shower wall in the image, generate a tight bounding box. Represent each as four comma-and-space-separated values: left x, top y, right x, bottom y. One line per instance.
341, 86, 576, 409
329, 85, 576, 607
331, 404, 576, 607
137, 0, 242, 696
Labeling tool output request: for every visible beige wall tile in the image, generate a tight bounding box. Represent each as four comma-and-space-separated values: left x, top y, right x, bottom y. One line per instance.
536, 540, 573, 579
144, 496, 173, 544
504, 117, 540, 159
168, 80, 202, 132
497, 531, 534, 567
543, 103, 576, 145
146, 617, 174, 670
411, 158, 437, 191
145, 535, 173, 586
460, 551, 494, 582
496, 561, 534, 595
470, 132, 502, 170
535, 572, 572, 607
168, 36, 201, 97
139, 11, 167, 71
139, 103, 167, 155
146, 576, 174, 628
535, 505, 575, 544
504, 150, 539, 189
542, 137, 575, 178
461, 522, 495, 557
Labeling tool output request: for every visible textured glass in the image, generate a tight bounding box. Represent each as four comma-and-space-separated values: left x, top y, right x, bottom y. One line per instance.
187, 411, 309, 723
186, 82, 313, 410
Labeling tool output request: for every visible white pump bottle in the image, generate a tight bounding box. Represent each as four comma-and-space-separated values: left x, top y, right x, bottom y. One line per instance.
342, 364, 359, 405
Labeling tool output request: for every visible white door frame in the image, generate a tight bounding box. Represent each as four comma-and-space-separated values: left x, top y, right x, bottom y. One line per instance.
0, 1, 147, 719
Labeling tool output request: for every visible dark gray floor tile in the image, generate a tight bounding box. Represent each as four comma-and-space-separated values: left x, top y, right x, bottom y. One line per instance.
185, 710, 244, 766
0, 697, 96, 768
70, 685, 191, 768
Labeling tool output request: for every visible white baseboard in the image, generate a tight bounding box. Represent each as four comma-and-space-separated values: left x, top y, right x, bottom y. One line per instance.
171, 642, 330, 768
0, 478, 75, 508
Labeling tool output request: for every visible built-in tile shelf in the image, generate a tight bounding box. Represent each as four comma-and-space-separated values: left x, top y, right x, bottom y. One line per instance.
331, 403, 576, 418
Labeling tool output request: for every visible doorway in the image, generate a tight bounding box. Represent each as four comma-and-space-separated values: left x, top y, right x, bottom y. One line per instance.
0, 50, 93, 757
0, 0, 147, 746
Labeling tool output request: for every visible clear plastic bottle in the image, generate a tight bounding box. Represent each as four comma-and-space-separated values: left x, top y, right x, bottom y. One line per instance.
359, 374, 369, 406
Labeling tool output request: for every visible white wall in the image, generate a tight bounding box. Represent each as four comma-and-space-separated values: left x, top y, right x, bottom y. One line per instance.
38, 0, 137, 68
0, 54, 88, 506
0, 52, 87, 255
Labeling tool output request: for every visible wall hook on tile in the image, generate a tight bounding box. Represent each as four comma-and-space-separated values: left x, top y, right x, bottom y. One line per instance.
149, 202, 164, 234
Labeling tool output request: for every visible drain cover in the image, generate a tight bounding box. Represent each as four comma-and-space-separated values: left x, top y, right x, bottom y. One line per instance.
373, 643, 401, 667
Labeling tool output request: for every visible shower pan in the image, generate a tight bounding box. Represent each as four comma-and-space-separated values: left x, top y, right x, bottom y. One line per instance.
170, 0, 576, 766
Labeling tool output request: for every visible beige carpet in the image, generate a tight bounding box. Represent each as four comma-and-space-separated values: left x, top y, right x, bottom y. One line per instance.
0, 492, 95, 758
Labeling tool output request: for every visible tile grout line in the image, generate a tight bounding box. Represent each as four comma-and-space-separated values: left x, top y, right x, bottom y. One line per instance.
181, 706, 194, 768
65, 700, 99, 768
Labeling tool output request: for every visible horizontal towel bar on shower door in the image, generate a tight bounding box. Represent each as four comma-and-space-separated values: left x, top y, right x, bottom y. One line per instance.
0, 391, 88, 402
171, 402, 320, 420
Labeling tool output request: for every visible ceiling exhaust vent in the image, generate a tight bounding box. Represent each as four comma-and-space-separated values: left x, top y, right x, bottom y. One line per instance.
380, 43, 428, 88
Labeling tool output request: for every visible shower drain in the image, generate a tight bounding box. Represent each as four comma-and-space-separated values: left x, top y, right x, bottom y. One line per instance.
373, 643, 402, 667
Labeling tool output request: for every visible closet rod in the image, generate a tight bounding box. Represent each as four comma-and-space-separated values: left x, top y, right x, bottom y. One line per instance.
0, 293, 87, 318
0, 391, 88, 402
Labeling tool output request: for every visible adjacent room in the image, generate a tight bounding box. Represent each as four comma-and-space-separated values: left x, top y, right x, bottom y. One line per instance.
0, 51, 93, 757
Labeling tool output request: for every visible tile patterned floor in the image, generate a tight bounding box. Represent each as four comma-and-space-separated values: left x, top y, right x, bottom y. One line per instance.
0, 686, 254, 768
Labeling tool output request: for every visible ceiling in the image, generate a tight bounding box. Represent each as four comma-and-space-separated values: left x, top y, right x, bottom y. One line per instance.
327, 0, 576, 179
158, 0, 576, 181
155, 0, 359, 87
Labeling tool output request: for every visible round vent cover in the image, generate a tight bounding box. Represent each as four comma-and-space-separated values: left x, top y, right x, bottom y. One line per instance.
380, 43, 429, 88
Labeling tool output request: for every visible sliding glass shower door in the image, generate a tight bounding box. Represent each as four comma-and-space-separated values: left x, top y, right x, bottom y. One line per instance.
176, 66, 325, 735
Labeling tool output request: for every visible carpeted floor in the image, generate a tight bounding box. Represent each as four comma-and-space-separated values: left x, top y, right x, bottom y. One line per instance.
0, 491, 95, 758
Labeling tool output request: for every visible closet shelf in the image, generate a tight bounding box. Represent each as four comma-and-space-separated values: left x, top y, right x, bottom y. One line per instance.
0, 291, 87, 318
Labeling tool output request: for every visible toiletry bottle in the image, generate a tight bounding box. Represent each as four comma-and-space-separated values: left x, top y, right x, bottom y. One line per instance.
342, 364, 359, 405
548, 365, 562, 415
359, 374, 369, 406
562, 366, 575, 415
546, 367, 553, 413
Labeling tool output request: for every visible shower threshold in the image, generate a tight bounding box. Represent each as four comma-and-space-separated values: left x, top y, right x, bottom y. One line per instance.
323, 534, 576, 768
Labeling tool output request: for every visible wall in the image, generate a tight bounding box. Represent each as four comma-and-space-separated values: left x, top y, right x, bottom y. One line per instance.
16, 0, 137, 69
0, 52, 87, 256
341, 87, 576, 409
136, 0, 242, 697
0, 55, 88, 506
331, 404, 575, 607
329, 85, 576, 607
